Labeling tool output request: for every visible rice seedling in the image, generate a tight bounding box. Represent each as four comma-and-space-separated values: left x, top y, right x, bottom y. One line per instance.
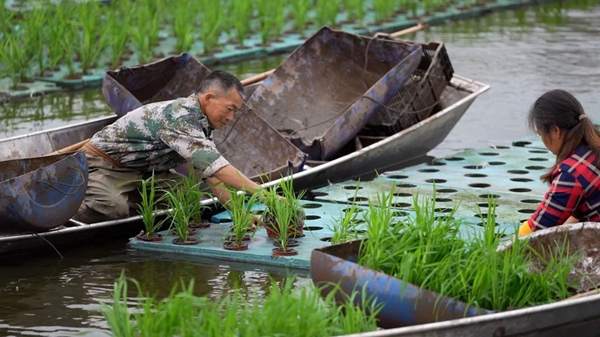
179, 167, 209, 228
46, 4, 71, 72
224, 188, 260, 249
137, 0, 163, 48
200, 0, 224, 54
315, 0, 341, 27
131, 4, 156, 63
255, 0, 274, 46
291, 0, 310, 36
106, 5, 132, 69
231, 0, 253, 45
329, 184, 364, 244
100, 273, 380, 336
75, 1, 109, 75
136, 173, 168, 241
358, 190, 579, 312
21, 6, 48, 76
164, 187, 194, 244
271, 0, 286, 41
372, 0, 395, 22
343, 0, 366, 25
173, 5, 196, 53
260, 177, 305, 252
0, 33, 33, 89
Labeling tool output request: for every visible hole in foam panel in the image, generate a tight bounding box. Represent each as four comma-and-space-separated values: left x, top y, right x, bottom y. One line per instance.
469, 183, 491, 188
510, 178, 534, 182
512, 141, 532, 147
465, 173, 488, 178
510, 188, 532, 193
426, 178, 447, 184
508, 170, 529, 174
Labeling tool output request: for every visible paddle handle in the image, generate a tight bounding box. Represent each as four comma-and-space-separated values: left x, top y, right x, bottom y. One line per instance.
47, 139, 89, 156
389, 22, 428, 38
241, 69, 275, 86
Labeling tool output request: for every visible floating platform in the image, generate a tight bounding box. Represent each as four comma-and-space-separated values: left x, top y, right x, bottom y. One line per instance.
129, 135, 553, 269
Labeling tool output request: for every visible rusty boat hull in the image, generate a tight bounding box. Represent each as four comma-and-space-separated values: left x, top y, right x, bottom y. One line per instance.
0, 152, 88, 232
317, 224, 600, 336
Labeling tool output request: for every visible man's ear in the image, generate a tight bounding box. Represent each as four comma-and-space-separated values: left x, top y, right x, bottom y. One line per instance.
199, 92, 214, 105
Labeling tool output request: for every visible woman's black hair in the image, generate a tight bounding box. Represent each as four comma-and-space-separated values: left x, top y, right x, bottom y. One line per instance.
528, 89, 600, 182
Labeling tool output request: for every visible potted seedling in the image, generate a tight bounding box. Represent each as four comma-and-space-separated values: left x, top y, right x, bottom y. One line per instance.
165, 188, 198, 245
180, 167, 210, 229
262, 177, 306, 239
268, 191, 298, 256
135, 173, 168, 242
223, 188, 260, 251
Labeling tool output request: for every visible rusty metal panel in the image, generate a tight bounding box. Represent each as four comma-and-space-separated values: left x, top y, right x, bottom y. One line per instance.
247, 27, 422, 160
0, 151, 88, 231
311, 240, 494, 329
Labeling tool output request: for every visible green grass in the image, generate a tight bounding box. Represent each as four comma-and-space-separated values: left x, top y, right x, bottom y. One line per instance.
358, 187, 579, 311
100, 273, 380, 337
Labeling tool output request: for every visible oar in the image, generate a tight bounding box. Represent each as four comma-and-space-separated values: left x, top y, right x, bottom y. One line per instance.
48, 23, 428, 155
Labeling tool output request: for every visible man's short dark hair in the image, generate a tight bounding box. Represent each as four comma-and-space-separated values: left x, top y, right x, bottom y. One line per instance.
198, 70, 244, 99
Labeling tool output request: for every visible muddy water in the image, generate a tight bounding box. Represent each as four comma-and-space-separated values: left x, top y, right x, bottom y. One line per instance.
0, 2, 599, 336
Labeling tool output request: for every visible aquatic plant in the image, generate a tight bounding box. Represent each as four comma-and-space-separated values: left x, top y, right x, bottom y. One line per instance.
179, 167, 209, 227
100, 273, 380, 336
358, 189, 578, 311
343, 0, 366, 25
315, 0, 341, 27
372, 0, 395, 23
199, 0, 224, 54
262, 177, 306, 253
272, 0, 286, 41
231, 0, 253, 45
22, 6, 48, 76
329, 184, 364, 244
106, 5, 132, 69
46, 4, 72, 72
173, 5, 196, 53
224, 188, 259, 249
75, 1, 109, 75
291, 0, 310, 36
0, 33, 33, 89
164, 187, 193, 243
255, 0, 274, 46
136, 173, 168, 240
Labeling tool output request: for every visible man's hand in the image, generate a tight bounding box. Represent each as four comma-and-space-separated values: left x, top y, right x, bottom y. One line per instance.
250, 214, 264, 230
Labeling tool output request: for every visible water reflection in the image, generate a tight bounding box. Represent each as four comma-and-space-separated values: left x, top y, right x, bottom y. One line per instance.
0, 240, 308, 336
0, 90, 113, 138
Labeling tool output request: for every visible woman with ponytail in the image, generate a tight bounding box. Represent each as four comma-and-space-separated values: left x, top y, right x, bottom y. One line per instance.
519, 90, 600, 237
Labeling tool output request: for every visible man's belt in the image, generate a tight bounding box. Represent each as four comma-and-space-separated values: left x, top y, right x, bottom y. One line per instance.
81, 142, 124, 168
